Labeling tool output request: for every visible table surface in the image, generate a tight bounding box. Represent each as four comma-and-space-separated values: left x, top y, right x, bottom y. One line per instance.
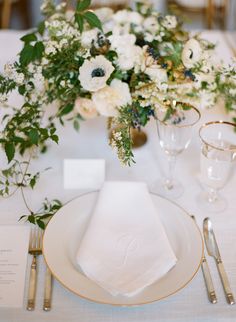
0, 30, 236, 322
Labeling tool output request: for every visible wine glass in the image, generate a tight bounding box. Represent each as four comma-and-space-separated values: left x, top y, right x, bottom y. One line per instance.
197, 121, 236, 212
152, 103, 201, 198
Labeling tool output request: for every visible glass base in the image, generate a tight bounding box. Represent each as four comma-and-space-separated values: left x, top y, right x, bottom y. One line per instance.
196, 191, 227, 213
150, 179, 184, 199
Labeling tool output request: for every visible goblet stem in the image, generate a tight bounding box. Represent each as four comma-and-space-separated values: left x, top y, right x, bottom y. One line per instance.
207, 187, 219, 203
164, 155, 177, 190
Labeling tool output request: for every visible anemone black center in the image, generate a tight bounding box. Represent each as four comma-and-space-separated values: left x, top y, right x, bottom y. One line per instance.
91, 68, 105, 78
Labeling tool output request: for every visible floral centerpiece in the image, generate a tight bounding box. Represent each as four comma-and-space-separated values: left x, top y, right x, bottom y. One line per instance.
0, 0, 235, 227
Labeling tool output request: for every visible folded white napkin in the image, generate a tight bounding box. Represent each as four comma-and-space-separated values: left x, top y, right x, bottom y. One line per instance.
76, 181, 177, 297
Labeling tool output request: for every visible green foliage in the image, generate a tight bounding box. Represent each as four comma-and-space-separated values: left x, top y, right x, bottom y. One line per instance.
19, 199, 63, 230
19, 41, 44, 66
76, 0, 91, 12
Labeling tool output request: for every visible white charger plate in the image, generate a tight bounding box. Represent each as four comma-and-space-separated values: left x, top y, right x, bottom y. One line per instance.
43, 192, 203, 306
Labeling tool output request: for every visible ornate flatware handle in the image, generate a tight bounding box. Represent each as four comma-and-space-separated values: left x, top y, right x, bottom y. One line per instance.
43, 267, 52, 311
217, 259, 235, 305
27, 255, 37, 311
201, 257, 217, 304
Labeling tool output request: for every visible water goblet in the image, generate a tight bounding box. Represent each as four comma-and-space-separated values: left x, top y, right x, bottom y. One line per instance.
197, 121, 236, 212
152, 103, 201, 198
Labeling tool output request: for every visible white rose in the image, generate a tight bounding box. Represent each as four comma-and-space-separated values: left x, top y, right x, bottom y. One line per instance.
92, 79, 131, 117
74, 98, 98, 119
161, 15, 177, 29
79, 55, 114, 92
182, 39, 202, 69
143, 16, 160, 33
109, 34, 136, 49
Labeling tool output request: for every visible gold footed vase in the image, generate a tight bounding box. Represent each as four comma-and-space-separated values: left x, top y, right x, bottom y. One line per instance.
130, 128, 147, 148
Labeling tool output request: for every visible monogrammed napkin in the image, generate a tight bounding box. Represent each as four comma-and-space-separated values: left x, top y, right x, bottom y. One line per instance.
76, 181, 177, 296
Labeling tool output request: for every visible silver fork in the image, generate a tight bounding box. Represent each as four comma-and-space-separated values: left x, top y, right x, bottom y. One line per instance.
27, 227, 43, 311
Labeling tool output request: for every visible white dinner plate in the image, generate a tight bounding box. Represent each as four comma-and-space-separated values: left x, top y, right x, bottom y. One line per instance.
43, 192, 203, 306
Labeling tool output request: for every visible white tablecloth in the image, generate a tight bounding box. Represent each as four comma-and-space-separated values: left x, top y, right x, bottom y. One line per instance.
0, 30, 236, 322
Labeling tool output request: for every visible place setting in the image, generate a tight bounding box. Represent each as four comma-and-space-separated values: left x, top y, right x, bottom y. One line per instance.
0, 0, 236, 320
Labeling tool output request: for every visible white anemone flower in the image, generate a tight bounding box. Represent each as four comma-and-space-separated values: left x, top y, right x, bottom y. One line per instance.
182, 39, 202, 69
161, 15, 177, 29
92, 79, 131, 117
74, 98, 98, 119
79, 55, 114, 92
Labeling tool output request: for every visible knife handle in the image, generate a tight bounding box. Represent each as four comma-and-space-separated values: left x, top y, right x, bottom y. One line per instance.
43, 267, 52, 311
201, 257, 217, 304
216, 259, 235, 305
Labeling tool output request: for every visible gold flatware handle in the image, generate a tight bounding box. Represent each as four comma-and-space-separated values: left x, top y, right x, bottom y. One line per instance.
27, 255, 37, 311
201, 257, 217, 304
43, 267, 52, 311
217, 259, 235, 305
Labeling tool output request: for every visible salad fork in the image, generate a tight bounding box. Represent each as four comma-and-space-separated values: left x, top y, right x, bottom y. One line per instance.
27, 227, 43, 311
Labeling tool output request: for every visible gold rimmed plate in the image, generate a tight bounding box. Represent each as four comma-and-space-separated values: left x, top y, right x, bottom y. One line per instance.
43, 192, 203, 306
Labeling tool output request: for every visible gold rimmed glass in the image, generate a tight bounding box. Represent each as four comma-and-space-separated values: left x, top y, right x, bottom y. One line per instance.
152, 103, 201, 199
197, 121, 236, 213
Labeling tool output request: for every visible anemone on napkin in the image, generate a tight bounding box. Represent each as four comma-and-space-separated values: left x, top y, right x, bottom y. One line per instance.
76, 181, 177, 297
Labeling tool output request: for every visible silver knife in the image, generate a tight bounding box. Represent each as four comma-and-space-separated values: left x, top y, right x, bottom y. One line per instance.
191, 215, 217, 304
203, 217, 235, 305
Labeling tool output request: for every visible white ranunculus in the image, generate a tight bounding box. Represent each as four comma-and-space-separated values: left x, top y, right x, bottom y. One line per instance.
113, 10, 129, 24
143, 16, 160, 33
92, 79, 131, 117
81, 29, 98, 48
182, 39, 202, 69
79, 55, 114, 92
161, 15, 177, 29
109, 34, 140, 71
145, 66, 168, 84
128, 11, 143, 25
110, 79, 132, 106
117, 46, 142, 71
74, 98, 98, 119
94, 7, 114, 22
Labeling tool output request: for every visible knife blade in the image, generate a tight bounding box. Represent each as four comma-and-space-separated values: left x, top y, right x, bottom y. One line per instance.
191, 215, 217, 304
203, 217, 235, 305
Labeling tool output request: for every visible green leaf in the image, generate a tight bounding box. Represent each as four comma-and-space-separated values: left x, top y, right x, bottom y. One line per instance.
28, 129, 39, 145
19, 44, 35, 66
30, 177, 36, 189
18, 85, 26, 95
37, 21, 45, 35
28, 215, 35, 224
51, 135, 59, 144
84, 11, 102, 30
34, 42, 44, 60
5, 142, 15, 163
59, 103, 73, 116
76, 0, 91, 12
20, 33, 37, 43
75, 13, 84, 33
73, 119, 80, 131
36, 219, 45, 230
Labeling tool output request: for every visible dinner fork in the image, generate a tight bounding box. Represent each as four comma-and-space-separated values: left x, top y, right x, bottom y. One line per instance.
27, 227, 43, 311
